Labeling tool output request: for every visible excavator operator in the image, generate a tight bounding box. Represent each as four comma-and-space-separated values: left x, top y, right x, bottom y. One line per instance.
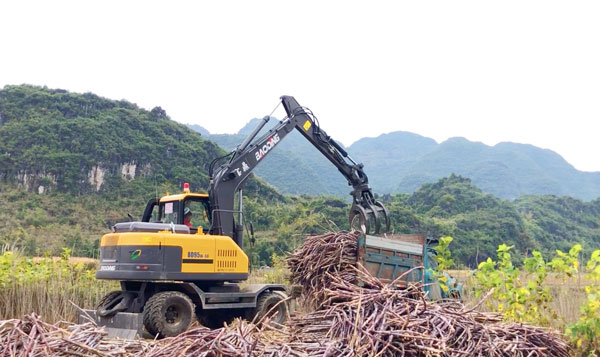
183, 207, 193, 229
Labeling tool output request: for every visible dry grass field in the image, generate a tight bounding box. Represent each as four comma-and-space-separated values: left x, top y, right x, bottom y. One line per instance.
1, 251, 594, 355
0, 254, 116, 323
449, 269, 586, 330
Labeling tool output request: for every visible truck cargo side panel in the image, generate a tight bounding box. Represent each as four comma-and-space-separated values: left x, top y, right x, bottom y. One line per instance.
358, 234, 426, 285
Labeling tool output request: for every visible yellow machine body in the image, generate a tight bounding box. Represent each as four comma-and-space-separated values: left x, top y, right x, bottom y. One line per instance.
97, 192, 249, 282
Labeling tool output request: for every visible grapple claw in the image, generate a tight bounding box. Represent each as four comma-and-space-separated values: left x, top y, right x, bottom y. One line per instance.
349, 200, 391, 235
374, 201, 391, 233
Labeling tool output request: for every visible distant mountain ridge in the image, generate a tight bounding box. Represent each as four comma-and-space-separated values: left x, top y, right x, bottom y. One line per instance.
191, 121, 600, 200
201, 118, 350, 196
397, 138, 600, 200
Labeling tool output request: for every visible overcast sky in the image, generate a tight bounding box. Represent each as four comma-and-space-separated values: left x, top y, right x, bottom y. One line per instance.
1, 1, 599, 171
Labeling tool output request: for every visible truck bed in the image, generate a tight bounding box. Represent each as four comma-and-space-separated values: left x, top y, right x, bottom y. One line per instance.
357, 233, 427, 285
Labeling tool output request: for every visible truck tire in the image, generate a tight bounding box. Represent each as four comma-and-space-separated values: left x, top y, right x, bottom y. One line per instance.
143, 291, 195, 338
254, 291, 288, 325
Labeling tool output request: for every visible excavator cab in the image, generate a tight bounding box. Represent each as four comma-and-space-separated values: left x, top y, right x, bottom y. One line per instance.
141, 191, 212, 234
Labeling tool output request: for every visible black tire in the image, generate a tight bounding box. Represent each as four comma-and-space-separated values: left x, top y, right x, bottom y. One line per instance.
254, 291, 288, 325
96, 290, 127, 318
143, 291, 195, 338
96, 291, 121, 309
196, 308, 237, 329
448, 289, 462, 300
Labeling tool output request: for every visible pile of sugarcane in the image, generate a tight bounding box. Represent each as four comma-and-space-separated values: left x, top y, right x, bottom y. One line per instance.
0, 231, 571, 356
287, 264, 569, 356
284, 231, 570, 356
286, 230, 361, 309
0, 313, 151, 356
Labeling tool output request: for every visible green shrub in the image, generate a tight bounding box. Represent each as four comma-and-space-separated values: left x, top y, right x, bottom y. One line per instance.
568, 249, 600, 355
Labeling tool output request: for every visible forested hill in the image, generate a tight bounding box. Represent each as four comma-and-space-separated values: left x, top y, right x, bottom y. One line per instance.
192, 121, 600, 200
1, 85, 598, 266
0, 85, 278, 199
383, 174, 600, 266
0, 85, 282, 257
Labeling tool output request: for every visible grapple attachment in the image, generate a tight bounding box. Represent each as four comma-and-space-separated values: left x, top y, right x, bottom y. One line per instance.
349, 196, 391, 235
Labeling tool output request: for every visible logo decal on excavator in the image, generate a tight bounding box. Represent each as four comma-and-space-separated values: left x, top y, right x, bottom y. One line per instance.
232, 161, 251, 177
254, 134, 280, 161
129, 249, 141, 260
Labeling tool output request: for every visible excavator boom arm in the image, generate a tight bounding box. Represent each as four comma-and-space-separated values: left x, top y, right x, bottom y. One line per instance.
209, 96, 390, 243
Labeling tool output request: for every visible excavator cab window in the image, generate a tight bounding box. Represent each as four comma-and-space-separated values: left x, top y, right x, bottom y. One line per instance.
161, 201, 180, 224
144, 197, 211, 234
142, 200, 180, 224
183, 197, 211, 232
148, 206, 160, 223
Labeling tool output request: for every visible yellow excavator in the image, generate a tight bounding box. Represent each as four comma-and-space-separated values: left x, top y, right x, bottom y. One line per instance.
90, 96, 391, 338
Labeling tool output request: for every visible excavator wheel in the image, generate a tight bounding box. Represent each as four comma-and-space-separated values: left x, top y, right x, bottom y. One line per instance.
96, 290, 135, 318
96, 291, 121, 317
143, 291, 195, 338
196, 308, 237, 329
253, 291, 288, 326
